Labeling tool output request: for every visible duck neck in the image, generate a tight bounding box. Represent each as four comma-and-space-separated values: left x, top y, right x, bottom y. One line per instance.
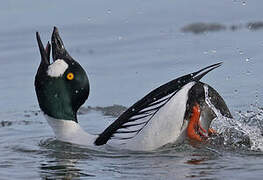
44, 115, 97, 146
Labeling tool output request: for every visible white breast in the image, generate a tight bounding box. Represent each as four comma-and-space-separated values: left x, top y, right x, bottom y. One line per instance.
45, 115, 97, 147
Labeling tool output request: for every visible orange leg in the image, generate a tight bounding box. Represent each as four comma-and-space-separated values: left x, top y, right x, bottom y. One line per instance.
208, 128, 216, 136
187, 104, 208, 142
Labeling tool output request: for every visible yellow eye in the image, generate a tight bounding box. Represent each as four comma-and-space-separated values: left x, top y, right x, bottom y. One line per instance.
66, 73, 74, 80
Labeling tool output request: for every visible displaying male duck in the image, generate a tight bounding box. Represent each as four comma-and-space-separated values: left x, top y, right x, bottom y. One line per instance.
35, 27, 232, 151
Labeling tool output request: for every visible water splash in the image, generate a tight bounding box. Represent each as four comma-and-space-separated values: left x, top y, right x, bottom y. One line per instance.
210, 107, 263, 151
204, 85, 263, 151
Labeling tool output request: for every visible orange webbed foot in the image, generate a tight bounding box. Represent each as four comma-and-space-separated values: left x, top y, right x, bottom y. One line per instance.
208, 128, 216, 136
186, 103, 208, 142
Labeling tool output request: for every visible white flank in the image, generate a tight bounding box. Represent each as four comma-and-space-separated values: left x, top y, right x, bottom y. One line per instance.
110, 82, 196, 151
47, 59, 69, 77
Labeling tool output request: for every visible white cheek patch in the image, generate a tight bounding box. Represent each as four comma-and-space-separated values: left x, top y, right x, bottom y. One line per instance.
47, 59, 69, 77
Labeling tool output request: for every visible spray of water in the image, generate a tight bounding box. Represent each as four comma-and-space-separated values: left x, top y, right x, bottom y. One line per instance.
204, 85, 263, 151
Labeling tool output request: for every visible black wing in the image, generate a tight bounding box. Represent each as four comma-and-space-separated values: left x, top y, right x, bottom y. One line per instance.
94, 62, 222, 146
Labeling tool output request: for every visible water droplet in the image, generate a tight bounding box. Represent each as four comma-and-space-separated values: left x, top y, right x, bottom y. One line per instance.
245, 58, 250, 62
153, 97, 156, 101
242, 1, 246, 5
211, 49, 217, 53
239, 50, 244, 55
131, 108, 135, 112
156, 48, 161, 53
54, 94, 58, 98
75, 90, 79, 94
234, 89, 238, 94
226, 76, 231, 80
246, 70, 251, 75
137, 10, 143, 15
107, 9, 112, 14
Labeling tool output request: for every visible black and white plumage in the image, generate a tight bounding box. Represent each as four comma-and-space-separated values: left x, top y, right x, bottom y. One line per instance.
35, 27, 231, 151
95, 63, 232, 150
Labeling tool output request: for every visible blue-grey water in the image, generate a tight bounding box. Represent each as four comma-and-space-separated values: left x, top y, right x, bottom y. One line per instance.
1, 0, 263, 179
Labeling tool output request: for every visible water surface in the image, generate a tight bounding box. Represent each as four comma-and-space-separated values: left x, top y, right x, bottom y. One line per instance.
1, 0, 263, 179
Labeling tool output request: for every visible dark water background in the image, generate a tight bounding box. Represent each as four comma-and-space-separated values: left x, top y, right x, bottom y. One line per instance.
1, 0, 263, 179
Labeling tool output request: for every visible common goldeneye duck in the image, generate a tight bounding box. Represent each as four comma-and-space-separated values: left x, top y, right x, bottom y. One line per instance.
35, 27, 232, 151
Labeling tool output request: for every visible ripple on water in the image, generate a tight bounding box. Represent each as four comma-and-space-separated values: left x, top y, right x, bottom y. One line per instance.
78, 104, 127, 117
3, 105, 263, 179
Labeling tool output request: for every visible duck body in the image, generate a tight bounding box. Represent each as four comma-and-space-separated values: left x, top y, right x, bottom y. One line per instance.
35, 27, 231, 151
